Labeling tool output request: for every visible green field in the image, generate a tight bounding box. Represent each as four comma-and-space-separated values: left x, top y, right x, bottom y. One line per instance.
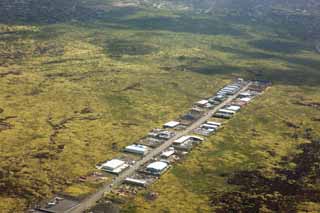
121, 85, 320, 212
0, 4, 320, 212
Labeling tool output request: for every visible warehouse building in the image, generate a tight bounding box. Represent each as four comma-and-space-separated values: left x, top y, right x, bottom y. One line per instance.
161, 148, 175, 158
206, 121, 222, 127
226, 105, 241, 112
99, 159, 129, 175
124, 144, 150, 156
201, 123, 219, 130
218, 109, 236, 115
213, 112, 233, 119
173, 135, 204, 150
238, 91, 251, 98
240, 97, 252, 103
163, 121, 180, 128
174, 135, 204, 145
196, 100, 209, 107
148, 129, 175, 140
146, 161, 169, 175
124, 178, 147, 187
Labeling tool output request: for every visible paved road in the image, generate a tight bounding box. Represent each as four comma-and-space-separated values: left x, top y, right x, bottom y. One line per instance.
66, 82, 252, 213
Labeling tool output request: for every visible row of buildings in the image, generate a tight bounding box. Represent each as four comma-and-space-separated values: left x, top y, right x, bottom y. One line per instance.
97, 79, 270, 182
31, 79, 271, 212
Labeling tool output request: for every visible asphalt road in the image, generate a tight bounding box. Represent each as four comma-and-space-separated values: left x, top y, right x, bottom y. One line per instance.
66, 82, 252, 213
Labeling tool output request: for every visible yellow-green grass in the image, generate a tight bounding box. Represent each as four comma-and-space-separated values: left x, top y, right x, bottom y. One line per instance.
63, 183, 99, 198
0, 6, 320, 212
122, 85, 320, 212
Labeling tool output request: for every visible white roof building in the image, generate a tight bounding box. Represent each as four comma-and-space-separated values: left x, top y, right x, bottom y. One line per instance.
206, 121, 222, 126
226, 105, 241, 112
240, 97, 252, 102
102, 159, 124, 170
146, 161, 169, 174
218, 109, 236, 114
201, 124, 218, 130
174, 135, 204, 144
124, 144, 149, 155
221, 88, 237, 92
124, 178, 147, 187
174, 135, 191, 144
239, 92, 251, 97
196, 100, 209, 106
99, 159, 128, 174
161, 149, 175, 158
163, 121, 180, 128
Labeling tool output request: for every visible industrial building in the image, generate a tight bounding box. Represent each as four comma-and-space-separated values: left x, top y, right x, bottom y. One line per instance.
138, 137, 164, 148
174, 135, 203, 145
240, 97, 252, 103
194, 121, 221, 136
213, 112, 233, 119
173, 135, 204, 150
163, 121, 180, 128
238, 91, 252, 98
206, 121, 222, 127
213, 95, 227, 102
231, 100, 247, 107
161, 147, 175, 158
158, 131, 175, 139
180, 112, 201, 126
218, 109, 236, 115
146, 161, 169, 175
225, 105, 241, 112
124, 144, 150, 156
124, 177, 147, 187
148, 129, 175, 140
196, 99, 209, 107
201, 123, 218, 130
216, 83, 241, 96
99, 159, 129, 175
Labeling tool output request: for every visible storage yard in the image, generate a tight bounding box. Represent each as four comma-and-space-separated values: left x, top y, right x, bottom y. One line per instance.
31, 79, 271, 213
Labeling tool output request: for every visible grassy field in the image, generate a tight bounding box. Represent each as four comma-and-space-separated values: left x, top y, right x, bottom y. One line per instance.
122, 85, 320, 212
0, 5, 320, 212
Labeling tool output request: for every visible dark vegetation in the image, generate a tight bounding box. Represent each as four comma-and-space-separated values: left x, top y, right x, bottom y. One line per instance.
105, 39, 158, 57
249, 39, 309, 54
0, 109, 16, 132
0, 0, 86, 23
211, 136, 320, 212
117, 16, 247, 37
